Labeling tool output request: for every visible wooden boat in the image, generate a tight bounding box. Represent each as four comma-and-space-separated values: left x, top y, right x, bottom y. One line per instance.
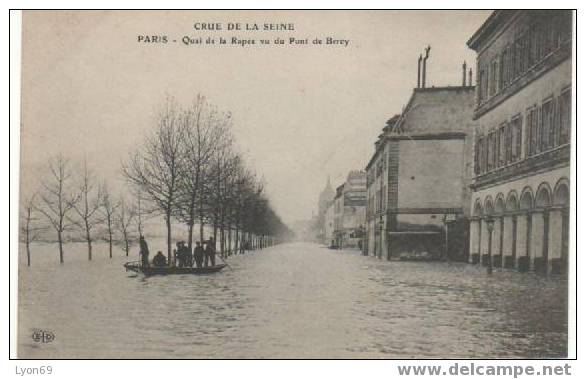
123, 261, 227, 276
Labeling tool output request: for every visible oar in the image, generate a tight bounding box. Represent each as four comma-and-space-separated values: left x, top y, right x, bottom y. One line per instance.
218, 255, 234, 271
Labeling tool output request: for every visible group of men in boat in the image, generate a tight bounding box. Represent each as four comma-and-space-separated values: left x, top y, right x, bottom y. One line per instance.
138, 235, 217, 268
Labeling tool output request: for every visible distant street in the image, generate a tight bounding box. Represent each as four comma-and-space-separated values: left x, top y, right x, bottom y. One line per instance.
19, 241, 567, 358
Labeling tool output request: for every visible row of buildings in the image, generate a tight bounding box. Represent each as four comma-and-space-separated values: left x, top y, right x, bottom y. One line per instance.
316, 10, 572, 274
318, 172, 367, 249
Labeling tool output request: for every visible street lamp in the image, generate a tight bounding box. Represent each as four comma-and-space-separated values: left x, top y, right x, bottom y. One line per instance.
485, 215, 495, 275
378, 216, 384, 259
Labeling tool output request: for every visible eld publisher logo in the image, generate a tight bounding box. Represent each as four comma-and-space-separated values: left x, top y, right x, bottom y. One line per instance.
32, 329, 55, 343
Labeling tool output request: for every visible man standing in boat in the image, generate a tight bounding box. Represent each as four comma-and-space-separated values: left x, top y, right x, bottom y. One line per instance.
139, 235, 150, 268
176, 241, 184, 267
183, 242, 193, 267
205, 237, 216, 267
194, 241, 204, 268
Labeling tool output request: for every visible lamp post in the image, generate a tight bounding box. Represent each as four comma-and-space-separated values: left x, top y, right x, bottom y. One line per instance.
485, 215, 495, 275
378, 215, 384, 259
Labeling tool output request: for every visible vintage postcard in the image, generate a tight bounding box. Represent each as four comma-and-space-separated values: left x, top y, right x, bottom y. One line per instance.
14, 10, 574, 360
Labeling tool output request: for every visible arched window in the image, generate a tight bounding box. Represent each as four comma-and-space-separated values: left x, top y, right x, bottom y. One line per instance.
520, 188, 534, 211
535, 183, 552, 208
495, 194, 506, 214
506, 191, 519, 212
484, 196, 494, 215
554, 179, 570, 206
473, 199, 483, 217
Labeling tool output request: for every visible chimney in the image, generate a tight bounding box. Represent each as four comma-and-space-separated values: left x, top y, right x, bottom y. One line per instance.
468, 68, 473, 87
417, 54, 422, 88
462, 61, 467, 86
422, 45, 431, 88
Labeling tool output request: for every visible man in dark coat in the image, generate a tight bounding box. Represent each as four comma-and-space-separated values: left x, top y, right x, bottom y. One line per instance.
193, 241, 204, 268
176, 242, 185, 267
205, 237, 216, 267
182, 242, 193, 267
153, 251, 167, 267
139, 236, 150, 267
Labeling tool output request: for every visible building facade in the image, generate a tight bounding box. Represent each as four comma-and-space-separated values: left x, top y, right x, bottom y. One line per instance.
366, 116, 397, 258
366, 86, 476, 260
333, 171, 367, 248
467, 10, 572, 274
324, 200, 335, 246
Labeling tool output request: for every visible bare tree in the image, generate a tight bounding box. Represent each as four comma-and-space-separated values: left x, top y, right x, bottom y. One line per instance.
20, 194, 45, 266
123, 97, 186, 262
101, 185, 119, 259
37, 154, 79, 264
116, 197, 136, 257
71, 159, 103, 261
176, 96, 229, 253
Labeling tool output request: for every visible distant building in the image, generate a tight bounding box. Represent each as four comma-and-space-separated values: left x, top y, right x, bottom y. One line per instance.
366, 78, 476, 259
467, 10, 572, 274
316, 177, 335, 243
324, 200, 335, 246
333, 171, 367, 248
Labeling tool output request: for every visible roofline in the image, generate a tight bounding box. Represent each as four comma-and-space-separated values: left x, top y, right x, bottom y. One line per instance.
467, 10, 517, 51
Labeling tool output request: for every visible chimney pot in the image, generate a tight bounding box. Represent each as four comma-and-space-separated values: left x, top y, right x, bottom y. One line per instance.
422, 46, 431, 88
417, 54, 422, 88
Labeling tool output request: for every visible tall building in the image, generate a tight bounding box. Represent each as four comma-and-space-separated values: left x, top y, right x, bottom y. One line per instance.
333, 171, 367, 248
366, 60, 476, 260
324, 200, 335, 246
366, 47, 474, 260
467, 10, 572, 274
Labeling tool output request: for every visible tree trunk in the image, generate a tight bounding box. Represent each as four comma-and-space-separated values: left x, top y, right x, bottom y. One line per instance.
228, 226, 232, 255
220, 227, 225, 258
26, 239, 31, 267
125, 237, 129, 257
199, 216, 205, 243
58, 231, 64, 264
86, 225, 92, 261
187, 222, 195, 254
166, 213, 172, 262
108, 230, 113, 259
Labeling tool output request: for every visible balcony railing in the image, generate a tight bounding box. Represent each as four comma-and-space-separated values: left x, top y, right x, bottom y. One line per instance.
471, 144, 570, 190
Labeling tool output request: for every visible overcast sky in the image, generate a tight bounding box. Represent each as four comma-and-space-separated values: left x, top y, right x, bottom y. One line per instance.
20, 10, 491, 225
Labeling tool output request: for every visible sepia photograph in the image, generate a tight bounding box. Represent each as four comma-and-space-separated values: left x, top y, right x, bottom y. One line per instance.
11, 9, 575, 362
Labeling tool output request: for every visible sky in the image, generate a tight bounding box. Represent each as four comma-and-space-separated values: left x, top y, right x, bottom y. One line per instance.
20, 10, 492, 225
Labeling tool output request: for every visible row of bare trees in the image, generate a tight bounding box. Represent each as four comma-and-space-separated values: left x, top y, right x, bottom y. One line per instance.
19, 94, 291, 266
123, 95, 291, 262
20, 155, 141, 265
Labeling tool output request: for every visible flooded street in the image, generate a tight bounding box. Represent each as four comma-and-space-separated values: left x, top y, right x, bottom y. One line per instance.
18, 241, 567, 359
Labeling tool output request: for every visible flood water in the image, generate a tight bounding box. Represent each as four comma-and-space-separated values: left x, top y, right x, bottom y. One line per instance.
18, 241, 567, 358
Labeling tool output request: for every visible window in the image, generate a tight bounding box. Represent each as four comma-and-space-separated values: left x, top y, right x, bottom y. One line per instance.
527, 106, 539, 156
514, 38, 523, 79
478, 69, 486, 103
541, 98, 554, 151
499, 48, 507, 89
505, 122, 513, 163
559, 89, 571, 145
489, 59, 499, 96
491, 130, 499, 169
499, 124, 507, 166
511, 116, 522, 161
474, 136, 481, 175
